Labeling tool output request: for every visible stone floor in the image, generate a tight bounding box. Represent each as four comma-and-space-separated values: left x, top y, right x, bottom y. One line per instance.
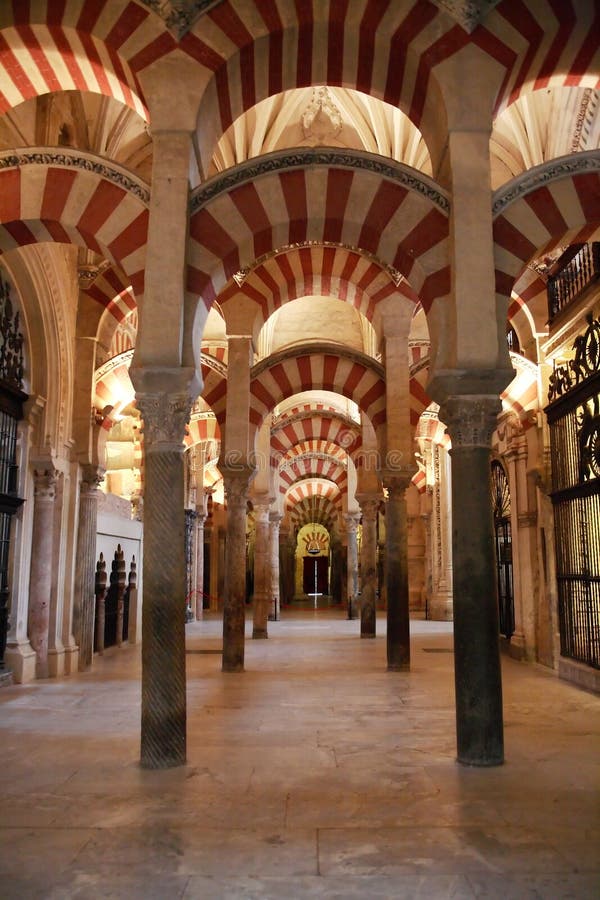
1, 610, 599, 899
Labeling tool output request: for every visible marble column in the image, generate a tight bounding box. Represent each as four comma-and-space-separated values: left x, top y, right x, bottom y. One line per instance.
356, 495, 379, 638
28, 467, 58, 678
222, 466, 254, 670
269, 512, 282, 620
252, 499, 271, 639
73, 464, 104, 671
194, 510, 206, 619
135, 385, 193, 769
440, 395, 504, 767
507, 433, 538, 660
344, 512, 360, 619
381, 470, 413, 671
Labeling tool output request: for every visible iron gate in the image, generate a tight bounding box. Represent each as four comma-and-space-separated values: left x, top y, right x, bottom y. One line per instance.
491, 460, 514, 639
546, 313, 600, 670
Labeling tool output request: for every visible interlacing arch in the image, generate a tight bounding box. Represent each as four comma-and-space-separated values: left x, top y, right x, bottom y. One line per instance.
278, 452, 348, 497
270, 411, 363, 468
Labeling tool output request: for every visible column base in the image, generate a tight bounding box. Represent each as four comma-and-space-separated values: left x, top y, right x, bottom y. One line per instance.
360, 633, 376, 639
63, 645, 80, 675
222, 662, 244, 673
387, 662, 410, 672
47, 647, 65, 678
252, 628, 268, 639
457, 754, 504, 768
428, 592, 453, 621
4, 641, 37, 683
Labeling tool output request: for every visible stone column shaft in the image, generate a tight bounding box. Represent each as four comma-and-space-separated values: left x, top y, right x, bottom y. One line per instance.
252, 501, 271, 639
357, 496, 379, 638
28, 469, 58, 678
442, 396, 504, 767
269, 513, 281, 620
222, 467, 254, 670
73, 465, 103, 671
383, 473, 413, 671
344, 513, 360, 619
135, 386, 194, 769
194, 511, 206, 619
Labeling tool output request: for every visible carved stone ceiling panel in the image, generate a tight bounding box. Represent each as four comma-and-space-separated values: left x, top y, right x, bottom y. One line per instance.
138, 0, 223, 39
432, 0, 502, 32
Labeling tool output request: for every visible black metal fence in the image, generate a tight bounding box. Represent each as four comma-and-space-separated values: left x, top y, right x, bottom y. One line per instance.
547, 242, 600, 323
546, 314, 600, 670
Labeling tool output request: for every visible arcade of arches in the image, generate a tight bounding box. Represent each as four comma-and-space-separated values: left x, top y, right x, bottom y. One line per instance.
0, 0, 598, 772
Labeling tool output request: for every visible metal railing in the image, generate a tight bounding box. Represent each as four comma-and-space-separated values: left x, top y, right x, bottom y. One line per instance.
547, 242, 600, 323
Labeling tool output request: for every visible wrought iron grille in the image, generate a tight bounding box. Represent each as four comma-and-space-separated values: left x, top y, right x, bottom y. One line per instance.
546, 313, 600, 670
491, 460, 514, 639
0, 269, 26, 673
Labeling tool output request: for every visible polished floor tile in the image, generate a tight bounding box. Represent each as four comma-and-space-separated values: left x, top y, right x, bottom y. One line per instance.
0, 611, 598, 899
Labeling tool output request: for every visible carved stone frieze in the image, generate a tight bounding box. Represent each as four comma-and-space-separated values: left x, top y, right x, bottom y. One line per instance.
191, 148, 449, 214
433, 0, 501, 32
0, 149, 150, 205
493, 150, 600, 217
440, 396, 501, 449
137, 392, 193, 449
139, 0, 224, 39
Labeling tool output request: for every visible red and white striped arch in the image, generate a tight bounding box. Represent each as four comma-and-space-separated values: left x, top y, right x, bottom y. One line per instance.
251, 349, 386, 436
189, 0, 465, 150
0, 154, 149, 292
493, 158, 600, 303
409, 361, 432, 429
289, 495, 339, 530
93, 349, 135, 429
184, 412, 221, 449
188, 158, 450, 313
217, 245, 417, 328
500, 352, 539, 429
0, 1, 176, 116
271, 412, 362, 466
275, 438, 347, 469
476, 0, 600, 117
507, 267, 545, 340
279, 454, 348, 497
199, 347, 228, 422
83, 265, 137, 323
286, 480, 342, 525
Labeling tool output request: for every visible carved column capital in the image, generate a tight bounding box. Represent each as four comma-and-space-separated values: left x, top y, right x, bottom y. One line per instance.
356, 494, 381, 521
80, 464, 105, 494
137, 391, 193, 451
222, 465, 256, 508
33, 467, 59, 501
269, 511, 282, 527
379, 466, 416, 498
344, 512, 361, 533
439, 395, 501, 449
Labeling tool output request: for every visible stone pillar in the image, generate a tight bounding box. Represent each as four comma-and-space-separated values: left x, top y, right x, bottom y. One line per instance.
269, 512, 282, 620
429, 442, 454, 620
194, 510, 206, 619
73, 464, 104, 671
381, 471, 413, 671
356, 495, 379, 638
344, 512, 360, 619
506, 434, 538, 660
28, 468, 58, 678
440, 395, 504, 767
252, 499, 271, 639
222, 467, 254, 670
135, 385, 194, 769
